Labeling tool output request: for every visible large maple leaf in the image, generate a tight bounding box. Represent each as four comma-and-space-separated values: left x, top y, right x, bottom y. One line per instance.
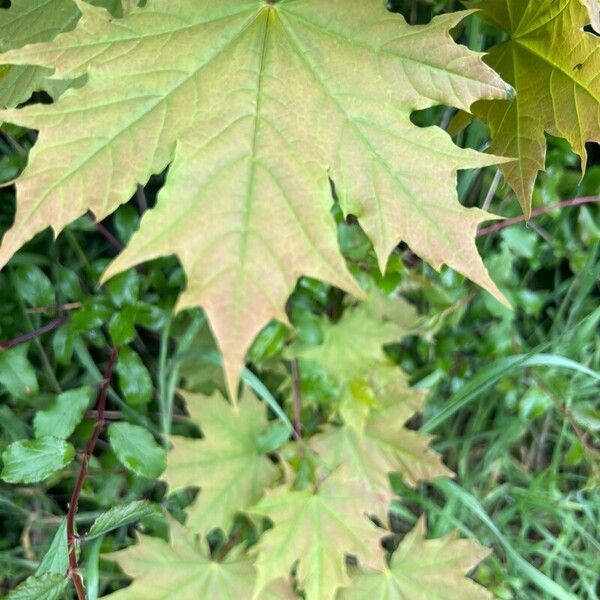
250, 471, 384, 600
339, 517, 492, 600
0, 0, 509, 396
162, 390, 279, 533
104, 517, 295, 599
0, 0, 124, 108
468, 0, 600, 215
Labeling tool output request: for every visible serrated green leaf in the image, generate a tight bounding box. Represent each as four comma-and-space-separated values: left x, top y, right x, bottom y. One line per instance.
163, 390, 279, 533
469, 0, 600, 214
251, 471, 385, 600
0, 0, 510, 396
36, 519, 68, 576
87, 500, 161, 540
339, 517, 492, 600
1, 436, 74, 484
108, 422, 165, 479
0, 0, 123, 108
103, 517, 295, 599
33, 386, 92, 439
6, 573, 69, 600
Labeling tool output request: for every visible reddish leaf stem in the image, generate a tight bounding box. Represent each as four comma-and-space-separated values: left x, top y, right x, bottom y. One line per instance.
66, 347, 117, 600
290, 358, 302, 443
0, 315, 69, 351
477, 195, 600, 237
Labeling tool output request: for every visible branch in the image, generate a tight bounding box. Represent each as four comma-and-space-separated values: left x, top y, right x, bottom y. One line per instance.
0, 316, 69, 351
66, 348, 117, 600
477, 195, 600, 237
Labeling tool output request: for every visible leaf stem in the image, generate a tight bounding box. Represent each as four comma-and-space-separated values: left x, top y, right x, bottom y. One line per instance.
66, 347, 117, 600
290, 358, 302, 443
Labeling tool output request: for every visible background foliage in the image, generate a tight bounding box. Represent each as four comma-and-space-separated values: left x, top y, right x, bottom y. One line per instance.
0, 1, 599, 599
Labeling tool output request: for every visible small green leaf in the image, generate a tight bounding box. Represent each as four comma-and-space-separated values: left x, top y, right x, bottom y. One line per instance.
12, 265, 55, 307
1, 437, 75, 484
34, 387, 92, 440
87, 500, 162, 540
37, 519, 68, 576
0, 345, 39, 400
52, 325, 76, 366
107, 270, 140, 307
6, 574, 69, 600
115, 347, 153, 407
108, 423, 165, 479
108, 307, 138, 346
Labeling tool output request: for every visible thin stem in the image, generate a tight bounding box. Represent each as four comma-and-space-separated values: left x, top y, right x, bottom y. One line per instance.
158, 316, 173, 447
66, 347, 117, 600
478, 195, 600, 237
0, 316, 69, 351
290, 358, 302, 443
136, 185, 148, 214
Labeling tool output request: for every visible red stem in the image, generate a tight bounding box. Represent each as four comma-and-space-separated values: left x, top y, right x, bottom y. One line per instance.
477, 195, 600, 237
66, 348, 117, 600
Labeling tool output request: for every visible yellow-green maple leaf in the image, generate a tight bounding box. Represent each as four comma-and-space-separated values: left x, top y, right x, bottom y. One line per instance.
104, 517, 295, 599
338, 517, 492, 600
0, 0, 123, 108
0, 0, 509, 396
251, 471, 385, 600
469, 0, 600, 214
294, 299, 418, 431
162, 390, 279, 534
311, 387, 452, 520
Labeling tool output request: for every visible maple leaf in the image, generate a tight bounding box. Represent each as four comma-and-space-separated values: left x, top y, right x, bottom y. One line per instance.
0, 0, 509, 396
294, 299, 419, 431
0, 0, 122, 108
162, 389, 280, 534
339, 517, 492, 600
104, 516, 295, 599
250, 471, 385, 600
468, 0, 600, 215
311, 394, 452, 520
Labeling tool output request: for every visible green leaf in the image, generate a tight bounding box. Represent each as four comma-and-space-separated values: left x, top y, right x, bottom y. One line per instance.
1, 437, 74, 484
33, 386, 92, 439
108, 422, 165, 479
36, 519, 68, 576
469, 0, 600, 214
12, 265, 55, 307
0, 0, 123, 108
162, 390, 279, 533
87, 500, 162, 540
6, 574, 69, 600
115, 347, 153, 407
0, 345, 39, 400
108, 307, 138, 346
251, 471, 385, 600
107, 269, 140, 307
0, 0, 510, 397
103, 517, 295, 599
339, 517, 492, 600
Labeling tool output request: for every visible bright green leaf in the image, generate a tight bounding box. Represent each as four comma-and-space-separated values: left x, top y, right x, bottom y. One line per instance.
1, 437, 74, 484
108, 422, 165, 479
33, 386, 92, 439
87, 500, 162, 540
115, 347, 153, 407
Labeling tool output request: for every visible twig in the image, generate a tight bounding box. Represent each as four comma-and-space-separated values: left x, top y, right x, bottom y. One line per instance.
66, 348, 117, 600
27, 302, 81, 315
0, 316, 69, 351
290, 358, 302, 443
477, 195, 600, 237
94, 222, 125, 251
136, 185, 148, 214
